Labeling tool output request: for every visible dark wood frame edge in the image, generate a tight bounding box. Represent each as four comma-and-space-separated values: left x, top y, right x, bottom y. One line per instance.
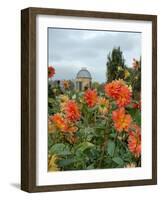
21, 7, 157, 193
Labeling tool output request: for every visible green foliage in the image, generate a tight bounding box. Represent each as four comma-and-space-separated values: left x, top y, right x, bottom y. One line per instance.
130, 66, 141, 97
106, 47, 127, 82
112, 157, 124, 166
76, 142, 94, 152
48, 84, 141, 170
127, 108, 141, 126
49, 143, 71, 156
106, 47, 141, 101
107, 140, 115, 157
48, 52, 141, 171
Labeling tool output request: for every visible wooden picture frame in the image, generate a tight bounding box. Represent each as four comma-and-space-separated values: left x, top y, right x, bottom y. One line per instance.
21, 7, 157, 192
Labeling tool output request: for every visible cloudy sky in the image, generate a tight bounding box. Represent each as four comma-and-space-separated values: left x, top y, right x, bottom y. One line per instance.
48, 28, 141, 83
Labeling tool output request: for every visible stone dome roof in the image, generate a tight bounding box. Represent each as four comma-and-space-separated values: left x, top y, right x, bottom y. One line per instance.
76, 68, 92, 79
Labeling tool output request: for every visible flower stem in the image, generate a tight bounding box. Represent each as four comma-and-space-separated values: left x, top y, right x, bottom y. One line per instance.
98, 120, 109, 168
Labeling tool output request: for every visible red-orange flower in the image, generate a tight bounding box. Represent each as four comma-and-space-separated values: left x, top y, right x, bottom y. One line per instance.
104, 79, 132, 107
64, 100, 80, 122
128, 124, 141, 157
84, 89, 98, 107
97, 97, 109, 115
112, 107, 132, 132
64, 125, 78, 134
132, 102, 141, 110
63, 80, 70, 89
51, 113, 67, 131
51, 113, 78, 134
48, 66, 55, 78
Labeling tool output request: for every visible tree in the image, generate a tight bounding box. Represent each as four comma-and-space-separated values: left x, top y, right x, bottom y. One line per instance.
130, 57, 141, 99
106, 47, 127, 82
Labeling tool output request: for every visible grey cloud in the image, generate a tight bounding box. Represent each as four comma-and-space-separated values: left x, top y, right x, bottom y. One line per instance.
48, 28, 141, 83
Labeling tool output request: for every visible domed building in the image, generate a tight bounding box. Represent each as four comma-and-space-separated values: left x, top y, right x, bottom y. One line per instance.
76, 68, 92, 91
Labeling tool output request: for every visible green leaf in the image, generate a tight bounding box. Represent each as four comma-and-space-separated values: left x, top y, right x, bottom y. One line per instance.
48, 97, 55, 103
58, 158, 74, 167
112, 157, 124, 166
135, 110, 141, 126
87, 164, 95, 169
76, 142, 94, 152
72, 94, 76, 99
95, 123, 106, 130
107, 140, 115, 157
84, 127, 95, 134
127, 108, 141, 126
109, 130, 117, 139
49, 143, 71, 156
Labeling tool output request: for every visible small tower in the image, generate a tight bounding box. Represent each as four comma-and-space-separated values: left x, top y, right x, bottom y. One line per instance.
76, 68, 92, 91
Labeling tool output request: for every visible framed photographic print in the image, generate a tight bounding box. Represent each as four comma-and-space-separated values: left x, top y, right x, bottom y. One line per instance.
21, 7, 157, 192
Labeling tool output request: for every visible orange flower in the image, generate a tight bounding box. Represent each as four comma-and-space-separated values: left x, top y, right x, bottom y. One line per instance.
51, 113, 78, 134
63, 80, 70, 89
51, 113, 67, 131
128, 124, 141, 157
59, 95, 69, 103
64, 125, 78, 134
48, 66, 55, 78
112, 107, 132, 132
97, 97, 109, 115
104, 79, 132, 107
64, 100, 80, 122
84, 89, 98, 107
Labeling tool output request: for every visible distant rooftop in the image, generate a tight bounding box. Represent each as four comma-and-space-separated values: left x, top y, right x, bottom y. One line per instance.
76, 67, 92, 79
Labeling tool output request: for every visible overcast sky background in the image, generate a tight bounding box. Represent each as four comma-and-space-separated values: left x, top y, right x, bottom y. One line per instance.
48, 28, 141, 83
